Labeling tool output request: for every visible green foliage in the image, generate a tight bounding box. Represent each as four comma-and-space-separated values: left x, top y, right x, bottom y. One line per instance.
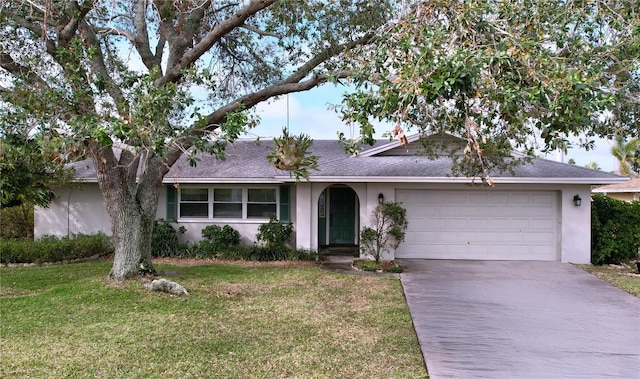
0, 134, 72, 208
383, 265, 404, 274
360, 202, 408, 263
354, 259, 404, 273
0, 203, 34, 239
256, 217, 294, 247
611, 137, 639, 177
585, 162, 602, 171
151, 219, 186, 258
0, 234, 113, 264
341, 1, 638, 180
193, 225, 241, 258
201, 225, 240, 247
591, 195, 640, 265
215, 245, 316, 262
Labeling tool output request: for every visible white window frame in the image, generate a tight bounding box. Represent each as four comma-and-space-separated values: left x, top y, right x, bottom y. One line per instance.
177, 185, 279, 222
247, 188, 278, 219
178, 188, 209, 218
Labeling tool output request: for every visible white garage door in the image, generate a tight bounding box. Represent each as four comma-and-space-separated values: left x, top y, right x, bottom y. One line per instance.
395, 190, 559, 260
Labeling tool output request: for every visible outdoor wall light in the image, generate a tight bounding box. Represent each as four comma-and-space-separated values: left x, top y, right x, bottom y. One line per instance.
378, 193, 384, 204
573, 194, 582, 207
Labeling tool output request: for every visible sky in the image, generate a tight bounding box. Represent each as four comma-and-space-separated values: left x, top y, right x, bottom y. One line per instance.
246, 84, 620, 173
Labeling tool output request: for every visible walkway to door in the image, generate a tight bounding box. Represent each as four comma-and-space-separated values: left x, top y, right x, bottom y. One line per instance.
400, 260, 640, 379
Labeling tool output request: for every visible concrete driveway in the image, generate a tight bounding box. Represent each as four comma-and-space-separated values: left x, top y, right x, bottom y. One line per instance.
399, 260, 640, 379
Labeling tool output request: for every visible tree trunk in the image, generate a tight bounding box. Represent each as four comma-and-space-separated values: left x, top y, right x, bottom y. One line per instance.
92, 147, 164, 281
106, 199, 159, 279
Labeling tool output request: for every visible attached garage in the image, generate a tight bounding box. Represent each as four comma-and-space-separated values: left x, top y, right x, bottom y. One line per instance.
395, 189, 559, 261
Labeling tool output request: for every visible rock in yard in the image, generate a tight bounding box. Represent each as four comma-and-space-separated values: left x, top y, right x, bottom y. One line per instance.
143, 278, 189, 296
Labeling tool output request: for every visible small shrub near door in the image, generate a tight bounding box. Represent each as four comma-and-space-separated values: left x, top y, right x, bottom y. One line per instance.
359, 202, 408, 263
591, 195, 640, 265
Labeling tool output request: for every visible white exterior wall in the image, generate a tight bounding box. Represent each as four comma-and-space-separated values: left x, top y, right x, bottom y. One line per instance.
35, 181, 593, 263
295, 183, 312, 250
34, 183, 111, 238
560, 186, 591, 263
177, 221, 263, 245
295, 181, 592, 263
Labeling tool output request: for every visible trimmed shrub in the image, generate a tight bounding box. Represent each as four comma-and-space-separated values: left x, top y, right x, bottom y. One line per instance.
151, 219, 186, 258
188, 225, 241, 259
0, 233, 113, 264
591, 195, 640, 265
360, 202, 408, 263
201, 225, 240, 250
256, 217, 293, 247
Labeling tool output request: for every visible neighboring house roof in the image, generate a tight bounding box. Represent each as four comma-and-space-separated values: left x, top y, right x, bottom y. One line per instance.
164, 137, 626, 185
592, 178, 640, 193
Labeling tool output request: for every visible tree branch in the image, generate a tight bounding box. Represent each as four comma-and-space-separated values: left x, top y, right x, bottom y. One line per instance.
0, 53, 51, 91
6, 13, 58, 57
78, 21, 129, 116
58, 1, 93, 42
132, 0, 161, 71
287, 32, 375, 84
162, 29, 377, 169
207, 70, 351, 129
97, 27, 136, 42
241, 24, 281, 38
157, 0, 277, 86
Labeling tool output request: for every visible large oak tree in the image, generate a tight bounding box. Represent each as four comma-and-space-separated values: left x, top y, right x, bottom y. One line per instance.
0, 0, 392, 279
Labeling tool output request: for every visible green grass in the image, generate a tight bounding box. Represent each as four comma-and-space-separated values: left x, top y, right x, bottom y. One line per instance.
579, 262, 640, 297
0, 261, 427, 378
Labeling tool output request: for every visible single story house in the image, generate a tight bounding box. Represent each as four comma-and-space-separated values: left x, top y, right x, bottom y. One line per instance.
592, 177, 640, 202
35, 134, 626, 263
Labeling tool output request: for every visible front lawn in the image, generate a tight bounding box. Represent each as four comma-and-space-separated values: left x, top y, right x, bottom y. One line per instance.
579, 262, 640, 298
0, 261, 427, 378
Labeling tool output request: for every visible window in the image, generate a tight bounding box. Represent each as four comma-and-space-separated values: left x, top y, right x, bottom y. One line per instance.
213, 188, 242, 218
177, 187, 280, 220
247, 189, 277, 218
180, 188, 208, 217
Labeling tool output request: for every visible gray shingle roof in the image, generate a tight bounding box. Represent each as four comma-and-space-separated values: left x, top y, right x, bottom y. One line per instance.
68, 139, 626, 184
165, 139, 625, 184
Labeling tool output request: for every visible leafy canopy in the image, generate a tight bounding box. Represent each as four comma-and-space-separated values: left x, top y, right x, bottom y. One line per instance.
0, 0, 393, 177
340, 0, 639, 182
0, 131, 72, 208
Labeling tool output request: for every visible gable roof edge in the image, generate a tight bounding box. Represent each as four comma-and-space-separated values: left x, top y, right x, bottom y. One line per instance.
358, 134, 423, 157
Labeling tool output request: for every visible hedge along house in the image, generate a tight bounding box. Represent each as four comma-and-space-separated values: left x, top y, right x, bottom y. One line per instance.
35, 134, 626, 263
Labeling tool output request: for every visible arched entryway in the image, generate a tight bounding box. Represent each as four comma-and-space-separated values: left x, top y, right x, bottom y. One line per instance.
318, 185, 360, 249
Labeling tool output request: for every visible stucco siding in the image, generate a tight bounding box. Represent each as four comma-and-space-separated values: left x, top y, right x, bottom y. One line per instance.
177, 221, 263, 246
34, 181, 593, 263
35, 184, 111, 238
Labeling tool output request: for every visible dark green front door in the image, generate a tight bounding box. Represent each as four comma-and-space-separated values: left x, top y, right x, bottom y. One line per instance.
329, 187, 356, 244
